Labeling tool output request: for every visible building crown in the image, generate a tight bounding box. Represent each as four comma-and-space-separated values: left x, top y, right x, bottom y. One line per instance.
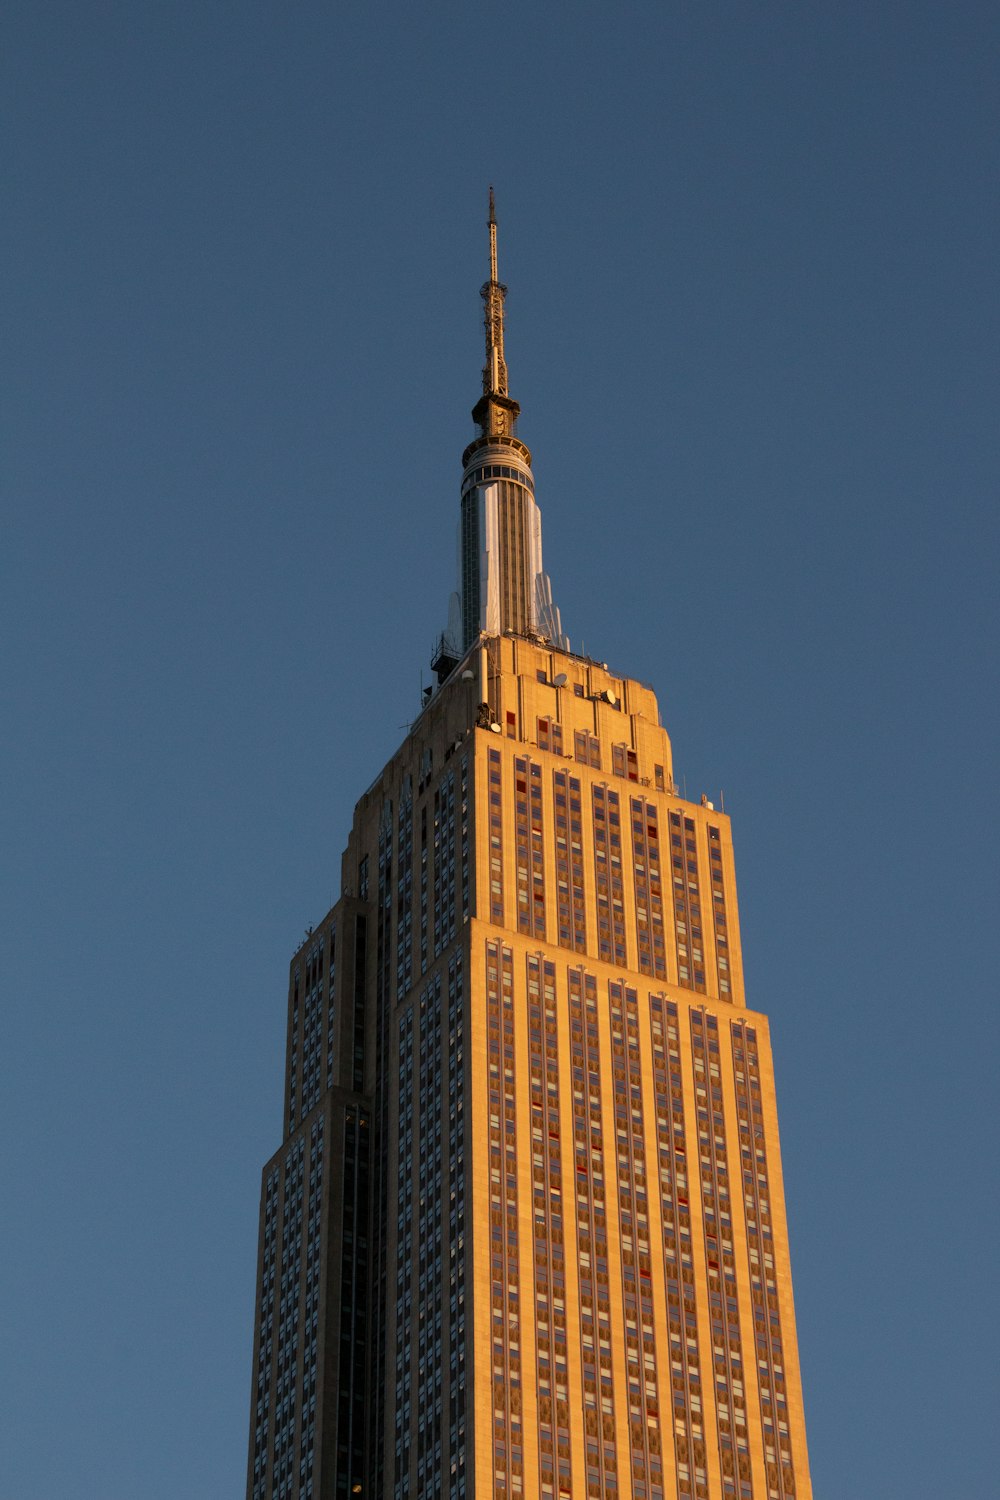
433, 194, 568, 682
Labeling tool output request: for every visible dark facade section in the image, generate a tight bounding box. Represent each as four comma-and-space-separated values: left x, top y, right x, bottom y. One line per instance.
329, 1099, 371, 1497
246, 1091, 371, 1500
248, 890, 374, 1500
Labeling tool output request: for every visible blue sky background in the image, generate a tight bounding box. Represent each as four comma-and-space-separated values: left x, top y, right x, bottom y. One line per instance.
3, 3, 998, 1496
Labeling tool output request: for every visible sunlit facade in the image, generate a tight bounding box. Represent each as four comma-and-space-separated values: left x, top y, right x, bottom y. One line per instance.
245, 196, 812, 1500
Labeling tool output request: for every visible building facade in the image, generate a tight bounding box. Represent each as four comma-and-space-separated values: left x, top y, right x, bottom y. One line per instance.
245, 198, 812, 1500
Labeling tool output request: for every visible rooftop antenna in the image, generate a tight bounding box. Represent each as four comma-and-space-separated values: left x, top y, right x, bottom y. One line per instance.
488, 184, 498, 281
481, 185, 508, 400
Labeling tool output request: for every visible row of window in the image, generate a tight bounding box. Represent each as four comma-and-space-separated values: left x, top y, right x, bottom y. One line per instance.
251, 1127, 320, 1500
527, 956, 571, 1497
447, 951, 468, 1499
568, 968, 619, 1497
395, 1005, 416, 1498
650, 995, 707, 1500
610, 982, 664, 1499
415, 972, 445, 1497
732, 1023, 796, 1500
478, 954, 792, 1500
514, 758, 547, 941
394, 952, 469, 1500
487, 942, 523, 1498
691, 1010, 752, 1500
287, 926, 337, 1132
463, 461, 534, 494
493, 755, 730, 1000
370, 801, 395, 1499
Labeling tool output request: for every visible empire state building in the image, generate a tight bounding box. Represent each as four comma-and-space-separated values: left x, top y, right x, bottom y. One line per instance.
245, 194, 813, 1500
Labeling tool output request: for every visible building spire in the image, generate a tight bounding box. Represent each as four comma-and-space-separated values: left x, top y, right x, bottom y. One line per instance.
482, 185, 508, 400
433, 192, 568, 674
473, 187, 520, 442
488, 184, 498, 278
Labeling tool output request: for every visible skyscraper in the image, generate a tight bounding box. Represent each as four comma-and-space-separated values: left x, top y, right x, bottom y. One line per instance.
246, 196, 813, 1500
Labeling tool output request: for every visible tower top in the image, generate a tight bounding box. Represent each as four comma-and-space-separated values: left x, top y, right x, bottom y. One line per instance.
440, 192, 566, 670
472, 187, 521, 444
488, 184, 498, 280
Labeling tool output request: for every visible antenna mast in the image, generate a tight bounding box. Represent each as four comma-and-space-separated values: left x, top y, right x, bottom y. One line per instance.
482, 185, 508, 399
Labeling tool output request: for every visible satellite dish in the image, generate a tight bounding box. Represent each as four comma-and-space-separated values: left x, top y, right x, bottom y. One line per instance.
490, 722, 502, 733
461, 669, 475, 680
603, 689, 618, 707
553, 672, 568, 687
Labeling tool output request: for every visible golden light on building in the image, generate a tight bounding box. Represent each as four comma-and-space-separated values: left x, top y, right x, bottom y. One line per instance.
246, 194, 812, 1500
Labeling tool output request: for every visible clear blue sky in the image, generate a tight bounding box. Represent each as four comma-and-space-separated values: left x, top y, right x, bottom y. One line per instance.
3, 3, 997, 1496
